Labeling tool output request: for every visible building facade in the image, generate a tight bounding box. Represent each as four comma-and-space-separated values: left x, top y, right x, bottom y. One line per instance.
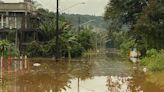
0, 0, 38, 52
0, 0, 36, 30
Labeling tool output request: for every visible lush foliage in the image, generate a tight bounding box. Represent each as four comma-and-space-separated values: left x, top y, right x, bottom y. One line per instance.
104, 0, 164, 71
104, 0, 164, 52
120, 37, 136, 56
77, 28, 96, 50
26, 29, 96, 58
134, 0, 164, 49
141, 49, 164, 71
0, 40, 10, 56
0, 40, 19, 56
25, 8, 96, 58
27, 41, 44, 57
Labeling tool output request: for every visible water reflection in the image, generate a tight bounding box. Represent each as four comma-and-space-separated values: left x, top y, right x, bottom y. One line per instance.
0, 57, 29, 91
0, 57, 164, 92
106, 76, 132, 92
128, 69, 164, 92
1, 59, 94, 92
106, 69, 164, 92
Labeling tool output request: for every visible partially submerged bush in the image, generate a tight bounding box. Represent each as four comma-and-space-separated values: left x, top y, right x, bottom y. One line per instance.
120, 38, 136, 56
27, 41, 43, 57
7, 43, 19, 56
141, 49, 164, 71
146, 49, 158, 57
0, 40, 19, 57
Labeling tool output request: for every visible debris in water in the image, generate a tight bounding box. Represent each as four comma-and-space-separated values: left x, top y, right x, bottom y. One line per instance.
143, 68, 147, 72
33, 63, 41, 67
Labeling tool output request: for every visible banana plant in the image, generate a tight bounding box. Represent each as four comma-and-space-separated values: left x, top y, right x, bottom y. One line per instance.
0, 40, 10, 56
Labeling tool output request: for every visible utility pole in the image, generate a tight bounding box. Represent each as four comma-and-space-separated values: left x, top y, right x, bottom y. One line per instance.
78, 16, 81, 32
78, 77, 80, 92
15, 30, 18, 47
56, 0, 60, 60
55, 1, 85, 60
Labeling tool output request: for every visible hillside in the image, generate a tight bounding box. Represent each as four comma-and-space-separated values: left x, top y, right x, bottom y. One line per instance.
61, 13, 108, 31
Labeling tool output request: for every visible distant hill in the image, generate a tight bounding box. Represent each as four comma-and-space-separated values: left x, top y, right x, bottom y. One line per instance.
61, 13, 108, 31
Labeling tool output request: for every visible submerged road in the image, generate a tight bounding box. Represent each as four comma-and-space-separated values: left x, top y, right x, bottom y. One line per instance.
0, 54, 164, 92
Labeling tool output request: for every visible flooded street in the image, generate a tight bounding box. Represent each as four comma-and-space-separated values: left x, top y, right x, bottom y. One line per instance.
0, 0, 163, 92
0, 55, 164, 92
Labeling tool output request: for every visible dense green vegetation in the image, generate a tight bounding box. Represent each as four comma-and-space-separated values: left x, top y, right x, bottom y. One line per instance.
0, 8, 106, 59
23, 8, 97, 58
0, 40, 19, 57
104, 0, 164, 71
141, 49, 164, 71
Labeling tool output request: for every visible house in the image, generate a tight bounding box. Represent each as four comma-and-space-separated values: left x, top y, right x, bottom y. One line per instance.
0, 0, 37, 30
0, 0, 38, 53
0, 0, 38, 43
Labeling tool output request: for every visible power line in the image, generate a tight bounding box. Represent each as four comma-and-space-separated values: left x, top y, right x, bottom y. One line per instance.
34, 0, 55, 9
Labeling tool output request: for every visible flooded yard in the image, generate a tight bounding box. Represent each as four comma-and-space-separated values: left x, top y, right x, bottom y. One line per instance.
0, 55, 164, 92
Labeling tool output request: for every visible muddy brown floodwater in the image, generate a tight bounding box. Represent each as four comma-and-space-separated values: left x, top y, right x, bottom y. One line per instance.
0, 54, 164, 92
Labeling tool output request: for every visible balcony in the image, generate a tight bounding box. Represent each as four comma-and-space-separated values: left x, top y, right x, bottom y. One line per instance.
0, 2, 36, 13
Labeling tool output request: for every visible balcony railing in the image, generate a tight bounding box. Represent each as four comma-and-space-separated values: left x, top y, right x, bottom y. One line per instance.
0, 2, 36, 12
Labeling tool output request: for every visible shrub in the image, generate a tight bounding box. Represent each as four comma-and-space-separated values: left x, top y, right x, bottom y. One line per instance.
0, 40, 19, 57
120, 38, 136, 56
27, 41, 43, 57
141, 49, 164, 71
7, 43, 19, 56
70, 43, 85, 57
146, 49, 158, 57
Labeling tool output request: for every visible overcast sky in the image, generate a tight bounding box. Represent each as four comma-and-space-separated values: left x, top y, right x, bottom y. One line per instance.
4, 0, 109, 16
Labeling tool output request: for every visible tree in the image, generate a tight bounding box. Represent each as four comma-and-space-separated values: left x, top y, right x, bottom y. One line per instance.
37, 8, 72, 41
37, 8, 56, 41
104, 0, 164, 53
104, 0, 148, 28
134, 0, 164, 49
104, 0, 148, 52
77, 27, 96, 51
24, 8, 98, 57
